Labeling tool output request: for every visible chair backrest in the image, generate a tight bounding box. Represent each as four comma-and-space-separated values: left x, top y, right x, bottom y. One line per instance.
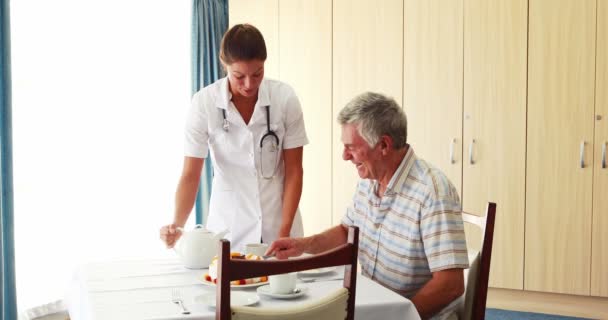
459, 202, 497, 320
216, 226, 359, 320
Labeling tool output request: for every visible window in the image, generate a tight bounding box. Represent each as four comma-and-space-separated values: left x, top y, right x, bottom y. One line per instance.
11, 0, 191, 313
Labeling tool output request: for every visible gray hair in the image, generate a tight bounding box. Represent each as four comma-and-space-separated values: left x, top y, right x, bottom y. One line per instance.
337, 92, 407, 149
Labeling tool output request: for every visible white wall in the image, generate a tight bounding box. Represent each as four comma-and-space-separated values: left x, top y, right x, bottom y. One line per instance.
11, 0, 191, 313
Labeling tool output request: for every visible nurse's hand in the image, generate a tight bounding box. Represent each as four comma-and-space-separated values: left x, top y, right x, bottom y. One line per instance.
159, 224, 182, 248
266, 237, 305, 260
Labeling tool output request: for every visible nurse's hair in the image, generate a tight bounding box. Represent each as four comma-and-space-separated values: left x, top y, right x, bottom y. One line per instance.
338, 92, 408, 149
220, 24, 267, 65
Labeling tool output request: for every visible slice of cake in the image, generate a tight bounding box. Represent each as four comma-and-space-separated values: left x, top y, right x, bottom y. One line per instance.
204, 252, 268, 285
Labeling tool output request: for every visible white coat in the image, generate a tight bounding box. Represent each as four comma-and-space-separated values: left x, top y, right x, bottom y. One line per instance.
184, 77, 308, 251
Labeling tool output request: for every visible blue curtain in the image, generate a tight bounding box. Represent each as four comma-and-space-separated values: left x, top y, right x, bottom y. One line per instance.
0, 0, 18, 319
191, 0, 228, 225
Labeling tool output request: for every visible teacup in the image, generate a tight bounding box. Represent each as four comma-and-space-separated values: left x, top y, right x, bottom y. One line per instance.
269, 272, 297, 294
245, 243, 269, 257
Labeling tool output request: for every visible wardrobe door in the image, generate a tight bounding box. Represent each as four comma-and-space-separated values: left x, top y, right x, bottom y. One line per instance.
332, 0, 403, 224
404, 0, 463, 195
526, 0, 596, 295
463, 0, 527, 290
229, 0, 279, 79
591, 0, 608, 298
279, 0, 332, 235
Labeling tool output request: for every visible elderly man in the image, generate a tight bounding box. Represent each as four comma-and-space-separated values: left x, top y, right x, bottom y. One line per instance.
267, 92, 468, 320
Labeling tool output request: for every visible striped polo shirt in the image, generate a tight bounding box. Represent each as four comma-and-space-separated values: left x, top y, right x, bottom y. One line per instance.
342, 146, 468, 318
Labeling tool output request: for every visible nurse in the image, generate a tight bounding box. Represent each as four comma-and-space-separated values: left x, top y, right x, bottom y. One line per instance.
159, 24, 308, 251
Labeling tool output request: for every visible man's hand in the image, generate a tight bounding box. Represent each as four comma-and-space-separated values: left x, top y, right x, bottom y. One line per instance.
266, 225, 349, 259
159, 223, 183, 248
265, 237, 306, 259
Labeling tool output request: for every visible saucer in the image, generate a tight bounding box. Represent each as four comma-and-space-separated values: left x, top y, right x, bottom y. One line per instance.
195, 291, 259, 308
298, 267, 336, 276
256, 284, 308, 299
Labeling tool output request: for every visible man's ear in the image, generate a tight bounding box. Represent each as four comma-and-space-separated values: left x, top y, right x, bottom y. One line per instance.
380, 135, 393, 154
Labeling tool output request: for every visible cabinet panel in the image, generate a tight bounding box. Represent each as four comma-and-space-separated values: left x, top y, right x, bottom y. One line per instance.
526, 0, 596, 295
229, 0, 279, 79
463, 0, 527, 290
403, 0, 463, 196
279, 0, 332, 235
332, 0, 403, 225
592, 0, 608, 298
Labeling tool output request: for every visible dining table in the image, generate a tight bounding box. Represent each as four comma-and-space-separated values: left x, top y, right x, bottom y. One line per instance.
66, 256, 421, 320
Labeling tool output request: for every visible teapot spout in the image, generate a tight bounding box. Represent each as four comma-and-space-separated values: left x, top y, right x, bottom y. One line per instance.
214, 229, 229, 242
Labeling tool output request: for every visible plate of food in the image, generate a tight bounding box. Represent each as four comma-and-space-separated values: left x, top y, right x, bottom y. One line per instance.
198, 252, 268, 288
198, 276, 268, 288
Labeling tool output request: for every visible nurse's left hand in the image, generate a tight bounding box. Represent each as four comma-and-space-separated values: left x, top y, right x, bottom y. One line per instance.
159, 223, 182, 248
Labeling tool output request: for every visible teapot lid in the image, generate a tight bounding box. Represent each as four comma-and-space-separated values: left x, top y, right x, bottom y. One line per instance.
190, 224, 212, 233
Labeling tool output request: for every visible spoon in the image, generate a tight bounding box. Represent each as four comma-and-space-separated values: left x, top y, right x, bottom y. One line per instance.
299, 276, 344, 283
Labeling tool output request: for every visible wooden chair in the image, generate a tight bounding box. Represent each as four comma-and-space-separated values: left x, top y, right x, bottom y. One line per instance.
458, 202, 497, 320
216, 226, 359, 320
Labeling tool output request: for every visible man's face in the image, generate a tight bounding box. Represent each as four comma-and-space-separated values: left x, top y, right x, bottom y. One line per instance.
226, 59, 265, 98
341, 124, 382, 180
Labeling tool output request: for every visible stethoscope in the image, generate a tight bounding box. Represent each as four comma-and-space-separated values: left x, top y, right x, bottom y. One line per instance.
221, 105, 280, 179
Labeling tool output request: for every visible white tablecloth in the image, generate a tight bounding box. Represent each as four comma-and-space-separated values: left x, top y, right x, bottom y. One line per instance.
66, 257, 420, 320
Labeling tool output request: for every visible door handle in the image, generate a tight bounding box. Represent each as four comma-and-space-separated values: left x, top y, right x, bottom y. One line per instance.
450, 138, 456, 164
580, 141, 586, 169
602, 142, 606, 169
469, 139, 476, 165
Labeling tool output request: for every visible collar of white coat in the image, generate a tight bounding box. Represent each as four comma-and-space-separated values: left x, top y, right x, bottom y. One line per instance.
217, 77, 271, 110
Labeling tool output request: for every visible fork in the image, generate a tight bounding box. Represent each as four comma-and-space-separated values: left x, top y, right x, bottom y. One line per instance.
171, 289, 190, 314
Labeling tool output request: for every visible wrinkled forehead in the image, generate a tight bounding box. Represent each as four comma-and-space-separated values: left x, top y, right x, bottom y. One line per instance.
341, 123, 365, 145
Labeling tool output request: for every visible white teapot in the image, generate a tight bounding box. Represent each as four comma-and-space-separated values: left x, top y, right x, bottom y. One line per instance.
174, 225, 228, 269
